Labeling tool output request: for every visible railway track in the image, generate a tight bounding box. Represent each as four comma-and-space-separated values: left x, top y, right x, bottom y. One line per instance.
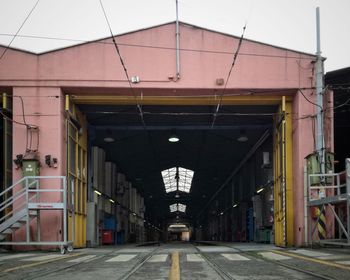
18, 245, 161, 280
192, 242, 336, 280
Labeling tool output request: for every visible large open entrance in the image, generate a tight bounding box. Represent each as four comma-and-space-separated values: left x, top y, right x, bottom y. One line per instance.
66, 93, 294, 247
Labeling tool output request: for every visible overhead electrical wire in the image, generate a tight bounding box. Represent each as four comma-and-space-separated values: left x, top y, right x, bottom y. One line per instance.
98, 0, 146, 128
0, 0, 40, 63
298, 89, 322, 110
0, 33, 315, 60
211, 24, 247, 128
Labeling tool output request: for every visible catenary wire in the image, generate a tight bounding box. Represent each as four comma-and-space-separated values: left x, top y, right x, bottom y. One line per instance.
0, 33, 315, 60
0, 0, 40, 62
298, 89, 322, 110
211, 24, 247, 128
98, 0, 146, 128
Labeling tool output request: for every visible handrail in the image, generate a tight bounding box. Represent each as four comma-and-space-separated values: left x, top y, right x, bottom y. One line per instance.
0, 190, 26, 213
0, 176, 73, 249
308, 170, 349, 201
0, 187, 26, 209
0, 177, 28, 197
0, 193, 38, 223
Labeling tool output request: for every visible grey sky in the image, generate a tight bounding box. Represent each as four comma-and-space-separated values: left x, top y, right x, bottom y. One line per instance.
0, 0, 349, 71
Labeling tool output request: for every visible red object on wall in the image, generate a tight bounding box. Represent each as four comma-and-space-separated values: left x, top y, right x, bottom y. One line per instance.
102, 230, 114, 244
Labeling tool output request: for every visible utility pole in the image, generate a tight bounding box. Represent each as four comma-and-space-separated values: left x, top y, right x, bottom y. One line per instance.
315, 7, 325, 175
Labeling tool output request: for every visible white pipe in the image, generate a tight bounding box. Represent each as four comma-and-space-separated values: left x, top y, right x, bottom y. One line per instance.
316, 7, 325, 174
175, 0, 180, 79
304, 165, 309, 246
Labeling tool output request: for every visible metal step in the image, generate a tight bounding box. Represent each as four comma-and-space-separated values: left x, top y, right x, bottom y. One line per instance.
10, 222, 22, 229
0, 233, 7, 241
3, 228, 13, 234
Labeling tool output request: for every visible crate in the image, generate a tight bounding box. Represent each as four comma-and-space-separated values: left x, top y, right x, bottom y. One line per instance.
102, 230, 114, 244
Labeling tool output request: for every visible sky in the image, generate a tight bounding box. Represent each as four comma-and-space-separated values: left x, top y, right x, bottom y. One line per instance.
0, 0, 349, 71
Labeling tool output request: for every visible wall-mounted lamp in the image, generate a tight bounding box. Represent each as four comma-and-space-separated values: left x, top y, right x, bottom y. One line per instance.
45, 155, 58, 168
131, 76, 140, 84
13, 154, 24, 169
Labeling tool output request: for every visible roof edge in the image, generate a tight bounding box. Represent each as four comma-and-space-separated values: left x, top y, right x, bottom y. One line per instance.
0, 20, 318, 58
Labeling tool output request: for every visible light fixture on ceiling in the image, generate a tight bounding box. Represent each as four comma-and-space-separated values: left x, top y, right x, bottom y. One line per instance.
104, 129, 115, 143
232, 203, 238, 208
237, 129, 248, 142
175, 193, 180, 198
104, 137, 115, 143
168, 133, 180, 143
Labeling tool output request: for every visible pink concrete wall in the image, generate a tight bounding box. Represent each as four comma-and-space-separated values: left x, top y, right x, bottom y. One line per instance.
12, 87, 65, 246
0, 23, 315, 90
0, 22, 327, 247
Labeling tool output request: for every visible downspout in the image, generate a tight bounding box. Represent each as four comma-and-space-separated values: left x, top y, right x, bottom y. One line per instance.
175, 0, 180, 80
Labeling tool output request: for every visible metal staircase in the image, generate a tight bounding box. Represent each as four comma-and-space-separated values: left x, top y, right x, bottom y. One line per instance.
0, 176, 74, 253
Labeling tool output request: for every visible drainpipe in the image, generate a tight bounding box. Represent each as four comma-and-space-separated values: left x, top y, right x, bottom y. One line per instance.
175, 0, 180, 80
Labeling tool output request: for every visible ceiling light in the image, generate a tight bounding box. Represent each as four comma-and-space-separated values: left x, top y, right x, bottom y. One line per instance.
237, 129, 248, 142
220, 212, 224, 215
104, 137, 115, 143
109, 199, 115, 203
232, 203, 238, 208
94, 190, 102, 196
168, 134, 180, 143
256, 187, 264, 194
175, 193, 180, 198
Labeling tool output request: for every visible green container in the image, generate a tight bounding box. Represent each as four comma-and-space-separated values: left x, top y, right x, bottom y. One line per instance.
306, 152, 334, 185
22, 159, 40, 188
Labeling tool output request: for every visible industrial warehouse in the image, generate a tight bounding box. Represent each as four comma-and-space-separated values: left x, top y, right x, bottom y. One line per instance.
0, 6, 350, 280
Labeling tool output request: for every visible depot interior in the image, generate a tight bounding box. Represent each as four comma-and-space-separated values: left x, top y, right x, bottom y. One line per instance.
76, 102, 276, 245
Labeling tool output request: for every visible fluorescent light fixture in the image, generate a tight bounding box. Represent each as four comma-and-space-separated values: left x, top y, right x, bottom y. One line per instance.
232, 203, 238, 208
256, 187, 264, 194
109, 199, 115, 203
168, 134, 180, 142
94, 190, 102, 196
103, 137, 115, 143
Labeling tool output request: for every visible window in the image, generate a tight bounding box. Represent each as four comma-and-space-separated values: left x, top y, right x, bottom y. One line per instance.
169, 203, 187, 213
161, 167, 194, 193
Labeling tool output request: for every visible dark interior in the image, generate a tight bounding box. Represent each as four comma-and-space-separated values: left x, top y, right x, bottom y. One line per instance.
79, 104, 277, 227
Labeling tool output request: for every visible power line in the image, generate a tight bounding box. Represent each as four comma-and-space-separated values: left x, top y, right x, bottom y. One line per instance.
0, 33, 315, 60
0, 0, 40, 62
98, 0, 146, 128
298, 89, 322, 110
211, 24, 247, 128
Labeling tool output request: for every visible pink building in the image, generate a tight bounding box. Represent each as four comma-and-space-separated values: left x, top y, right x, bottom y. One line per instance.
0, 22, 333, 249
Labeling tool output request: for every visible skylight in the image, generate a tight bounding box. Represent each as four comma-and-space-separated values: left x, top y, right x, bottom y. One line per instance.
161, 167, 194, 193
169, 203, 187, 213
